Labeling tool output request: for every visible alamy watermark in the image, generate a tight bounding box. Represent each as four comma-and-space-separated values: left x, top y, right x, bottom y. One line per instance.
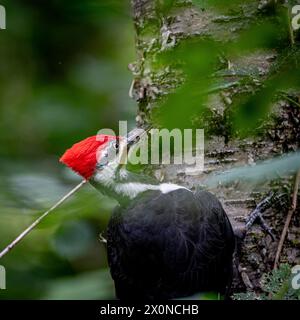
292, 4, 300, 30
0, 5, 6, 30
0, 265, 5, 290
97, 121, 204, 175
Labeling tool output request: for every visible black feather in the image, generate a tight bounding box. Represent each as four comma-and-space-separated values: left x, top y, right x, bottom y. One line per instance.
107, 189, 235, 300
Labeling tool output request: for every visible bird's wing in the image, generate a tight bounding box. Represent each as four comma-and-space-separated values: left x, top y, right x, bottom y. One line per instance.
106, 189, 235, 299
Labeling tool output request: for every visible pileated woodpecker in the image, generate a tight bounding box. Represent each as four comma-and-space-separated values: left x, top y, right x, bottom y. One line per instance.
60, 130, 235, 300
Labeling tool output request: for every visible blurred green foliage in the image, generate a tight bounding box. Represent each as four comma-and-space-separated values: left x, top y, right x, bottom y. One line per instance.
153, 0, 300, 137
0, 0, 135, 299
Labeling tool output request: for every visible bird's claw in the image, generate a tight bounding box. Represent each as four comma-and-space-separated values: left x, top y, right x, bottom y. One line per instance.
245, 192, 276, 240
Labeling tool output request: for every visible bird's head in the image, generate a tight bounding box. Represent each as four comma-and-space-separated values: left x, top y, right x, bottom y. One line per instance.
60, 127, 148, 180
59, 134, 122, 180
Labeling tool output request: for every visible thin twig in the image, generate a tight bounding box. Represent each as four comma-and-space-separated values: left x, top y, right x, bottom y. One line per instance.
273, 170, 300, 269
0, 179, 87, 259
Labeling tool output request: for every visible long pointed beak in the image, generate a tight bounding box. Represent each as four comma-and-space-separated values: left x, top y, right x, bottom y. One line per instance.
118, 125, 151, 165
125, 125, 151, 147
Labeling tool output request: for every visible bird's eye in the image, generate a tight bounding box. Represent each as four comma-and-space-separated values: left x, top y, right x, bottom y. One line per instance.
97, 163, 104, 169
114, 143, 119, 149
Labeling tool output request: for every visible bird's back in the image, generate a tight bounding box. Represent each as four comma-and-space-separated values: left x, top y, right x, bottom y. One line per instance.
106, 189, 235, 300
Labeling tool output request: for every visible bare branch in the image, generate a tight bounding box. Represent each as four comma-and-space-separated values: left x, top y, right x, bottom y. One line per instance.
274, 170, 300, 269
0, 179, 87, 260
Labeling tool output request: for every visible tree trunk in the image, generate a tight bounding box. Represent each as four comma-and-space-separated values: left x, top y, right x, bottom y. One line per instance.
130, 0, 300, 296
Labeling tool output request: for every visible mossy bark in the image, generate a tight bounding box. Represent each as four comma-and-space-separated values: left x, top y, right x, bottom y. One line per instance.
130, 0, 300, 296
